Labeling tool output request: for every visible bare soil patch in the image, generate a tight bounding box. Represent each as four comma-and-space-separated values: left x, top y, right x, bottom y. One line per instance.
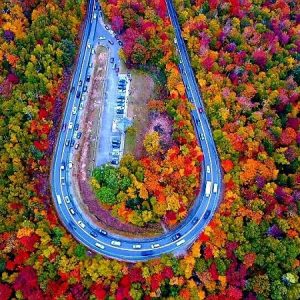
124, 70, 155, 158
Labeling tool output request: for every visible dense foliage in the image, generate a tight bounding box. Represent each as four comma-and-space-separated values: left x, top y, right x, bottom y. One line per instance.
0, 0, 299, 299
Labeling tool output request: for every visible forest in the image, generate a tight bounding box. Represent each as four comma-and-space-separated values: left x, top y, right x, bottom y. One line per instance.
0, 0, 299, 299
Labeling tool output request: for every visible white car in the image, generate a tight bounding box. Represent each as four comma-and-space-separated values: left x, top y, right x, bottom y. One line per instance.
87, 43, 91, 48
72, 107, 77, 115
176, 239, 185, 246
132, 244, 141, 249
200, 133, 205, 140
79, 102, 84, 110
206, 166, 211, 173
69, 208, 75, 215
95, 242, 105, 249
64, 196, 70, 203
93, 13, 96, 19
99, 36, 106, 40
69, 161, 73, 169
78, 221, 85, 229
68, 122, 73, 129
151, 243, 160, 249
111, 240, 121, 246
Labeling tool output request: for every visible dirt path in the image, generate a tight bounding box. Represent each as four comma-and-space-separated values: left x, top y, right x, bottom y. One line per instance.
71, 47, 163, 237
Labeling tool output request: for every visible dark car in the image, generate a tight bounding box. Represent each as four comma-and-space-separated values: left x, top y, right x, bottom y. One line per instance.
111, 159, 119, 165
70, 139, 75, 147
62, 123, 67, 131
90, 231, 98, 238
79, 80, 82, 87
198, 107, 203, 113
86, 75, 91, 82
108, 40, 114, 45
141, 250, 153, 256
118, 40, 123, 46
105, 25, 109, 30
112, 144, 119, 149
172, 233, 182, 241
77, 132, 82, 139
203, 210, 211, 220
74, 123, 79, 131
110, 57, 114, 63
99, 229, 107, 236
71, 86, 75, 92
116, 109, 124, 114
76, 91, 81, 98
191, 217, 199, 225
117, 95, 125, 99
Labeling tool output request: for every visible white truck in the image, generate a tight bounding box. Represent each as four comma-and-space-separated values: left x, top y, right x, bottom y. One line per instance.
205, 181, 212, 197
56, 194, 62, 205
213, 183, 218, 193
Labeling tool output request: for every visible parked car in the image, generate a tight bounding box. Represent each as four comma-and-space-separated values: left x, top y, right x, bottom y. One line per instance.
104, 25, 109, 30
74, 123, 79, 131
99, 229, 107, 236
75, 143, 79, 150
77, 132, 82, 139
68, 161, 73, 169
206, 165, 211, 173
70, 139, 75, 147
192, 217, 199, 225
172, 233, 182, 241
86, 75, 91, 82
111, 159, 119, 165
118, 40, 123, 46
90, 231, 98, 238
65, 139, 70, 146
69, 208, 76, 215
110, 57, 114, 63
111, 240, 121, 246
83, 85, 87, 92
78, 220, 85, 229
204, 210, 211, 220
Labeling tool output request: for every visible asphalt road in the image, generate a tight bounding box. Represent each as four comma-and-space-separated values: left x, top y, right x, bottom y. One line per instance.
50, 0, 222, 261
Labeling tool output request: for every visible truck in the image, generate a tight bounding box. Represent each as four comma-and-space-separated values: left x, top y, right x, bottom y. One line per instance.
213, 183, 218, 193
56, 194, 62, 205
205, 181, 212, 197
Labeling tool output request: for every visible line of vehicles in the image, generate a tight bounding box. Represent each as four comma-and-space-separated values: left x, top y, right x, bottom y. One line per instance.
53, 0, 221, 259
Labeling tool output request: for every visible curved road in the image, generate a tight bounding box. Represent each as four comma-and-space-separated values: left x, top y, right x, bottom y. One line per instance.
50, 0, 222, 261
